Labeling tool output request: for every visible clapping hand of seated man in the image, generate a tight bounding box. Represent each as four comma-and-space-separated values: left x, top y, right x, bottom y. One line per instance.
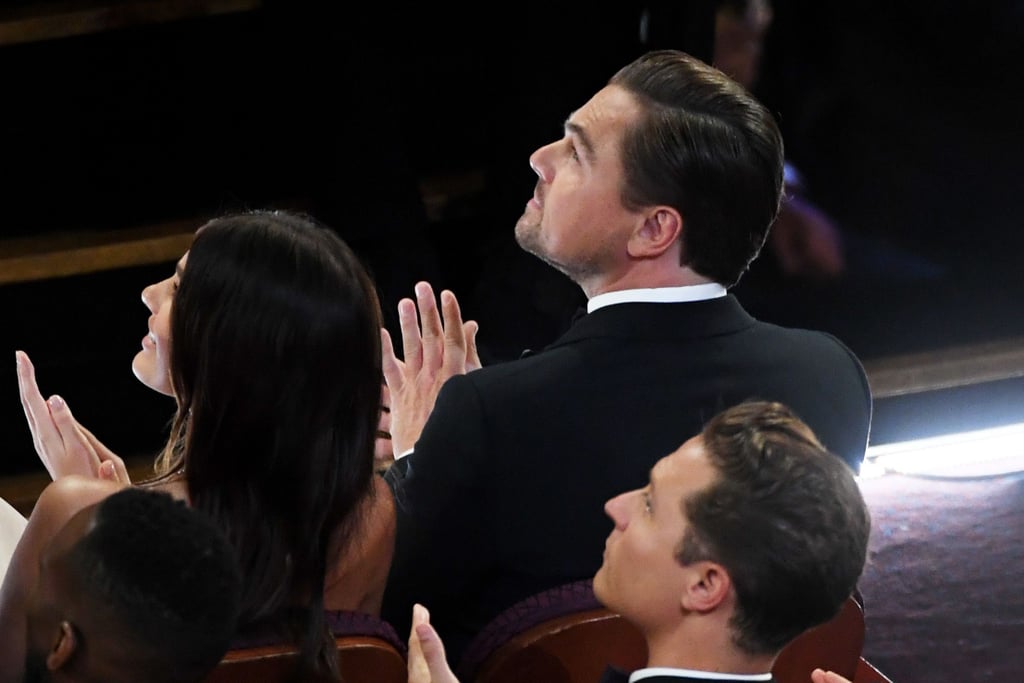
811, 669, 853, 683
408, 604, 460, 683
15, 351, 131, 485
381, 282, 480, 457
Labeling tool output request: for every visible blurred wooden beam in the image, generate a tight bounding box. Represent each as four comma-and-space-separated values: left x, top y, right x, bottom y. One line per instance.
864, 337, 1024, 398
0, 0, 262, 46
0, 219, 195, 284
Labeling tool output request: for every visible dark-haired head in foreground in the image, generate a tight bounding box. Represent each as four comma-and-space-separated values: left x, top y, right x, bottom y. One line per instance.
22, 487, 241, 683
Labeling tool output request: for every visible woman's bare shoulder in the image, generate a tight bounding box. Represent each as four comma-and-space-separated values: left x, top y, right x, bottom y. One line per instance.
5, 476, 124, 590
34, 476, 124, 526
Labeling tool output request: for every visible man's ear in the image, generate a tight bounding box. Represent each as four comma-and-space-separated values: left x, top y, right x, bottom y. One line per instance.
627, 207, 683, 259
680, 561, 732, 614
46, 621, 78, 671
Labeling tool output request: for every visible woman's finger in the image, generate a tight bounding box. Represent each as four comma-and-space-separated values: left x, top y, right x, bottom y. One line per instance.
16, 351, 46, 448
48, 395, 100, 477
76, 422, 119, 463
98, 457, 132, 486
16, 352, 75, 477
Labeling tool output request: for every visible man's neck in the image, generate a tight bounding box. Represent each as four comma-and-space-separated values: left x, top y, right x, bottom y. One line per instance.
582, 264, 713, 299
643, 625, 774, 677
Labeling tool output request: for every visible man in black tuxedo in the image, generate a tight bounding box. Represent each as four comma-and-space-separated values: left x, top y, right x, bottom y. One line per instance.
380, 50, 872, 665
405, 402, 871, 683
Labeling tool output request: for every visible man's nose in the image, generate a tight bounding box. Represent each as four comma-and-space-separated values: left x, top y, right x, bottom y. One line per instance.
528, 143, 555, 183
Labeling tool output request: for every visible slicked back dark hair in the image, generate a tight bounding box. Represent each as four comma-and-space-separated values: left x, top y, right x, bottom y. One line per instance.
676, 401, 870, 655
609, 50, 784, 286
158, 210, 383, 679
70, 488, 241, 683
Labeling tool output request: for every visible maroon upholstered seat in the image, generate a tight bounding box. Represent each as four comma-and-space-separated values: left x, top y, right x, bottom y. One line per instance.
457, 582, 869, 683
771, 595, 866, 683
456, 579, 646, 683
326, 609, 405, 652
205, 610, 406, 683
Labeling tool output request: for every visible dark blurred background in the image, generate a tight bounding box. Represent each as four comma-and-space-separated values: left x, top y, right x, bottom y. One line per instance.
2, 0, 1024, 473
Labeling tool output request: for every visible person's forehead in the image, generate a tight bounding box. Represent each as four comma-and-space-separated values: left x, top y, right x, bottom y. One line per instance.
653, 435, 717, 496
569, 85, 641, 147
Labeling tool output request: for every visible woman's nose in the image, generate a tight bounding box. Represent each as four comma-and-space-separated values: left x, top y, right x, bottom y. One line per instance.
141, 283, 156, 311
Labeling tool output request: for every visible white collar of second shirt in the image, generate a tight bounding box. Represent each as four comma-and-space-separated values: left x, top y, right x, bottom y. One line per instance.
587, 284, 727, 313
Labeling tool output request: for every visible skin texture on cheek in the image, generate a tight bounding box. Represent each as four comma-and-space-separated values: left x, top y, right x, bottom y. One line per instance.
515, 85, 642, 290
598, 442, 717, 628
131, 272, 176, 397
131, 321, 172, 396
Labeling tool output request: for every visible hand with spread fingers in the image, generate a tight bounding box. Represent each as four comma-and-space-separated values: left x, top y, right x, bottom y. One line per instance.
15, 351, 130, 484
381, 282, 480, 457
408, 604, 460, 683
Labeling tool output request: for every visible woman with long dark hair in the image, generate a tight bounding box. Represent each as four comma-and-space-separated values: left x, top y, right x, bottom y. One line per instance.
13, 210, 390, 680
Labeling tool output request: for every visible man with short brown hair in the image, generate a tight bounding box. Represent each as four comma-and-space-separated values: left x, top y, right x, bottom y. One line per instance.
407, 401, 870, 683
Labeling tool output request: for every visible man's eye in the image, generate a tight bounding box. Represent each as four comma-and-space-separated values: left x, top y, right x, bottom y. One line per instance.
643, 493, 653, 514
569, 142, 580, 162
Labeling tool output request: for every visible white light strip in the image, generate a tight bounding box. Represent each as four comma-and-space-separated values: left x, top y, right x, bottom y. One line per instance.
862, 421, 1024, 478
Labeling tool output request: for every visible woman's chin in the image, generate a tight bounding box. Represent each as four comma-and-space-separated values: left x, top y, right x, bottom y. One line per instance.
132, 353, 174, 397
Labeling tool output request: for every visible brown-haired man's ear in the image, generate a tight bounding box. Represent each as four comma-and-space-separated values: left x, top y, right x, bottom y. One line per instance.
679, 561, 732, 614
628, 207, 683, 260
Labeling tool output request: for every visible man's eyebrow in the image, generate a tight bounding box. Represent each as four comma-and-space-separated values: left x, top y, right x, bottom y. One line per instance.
564, 120, 596, 162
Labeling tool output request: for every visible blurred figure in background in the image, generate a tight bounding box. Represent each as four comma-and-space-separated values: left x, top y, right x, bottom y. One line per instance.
714, 0, 845, 281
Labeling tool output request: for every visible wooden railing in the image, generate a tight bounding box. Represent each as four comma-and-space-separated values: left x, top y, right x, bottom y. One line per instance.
0, 0, 262, 46
0, 0, 268, 285
0, 220, 195, 285
863, 337, 1024, 398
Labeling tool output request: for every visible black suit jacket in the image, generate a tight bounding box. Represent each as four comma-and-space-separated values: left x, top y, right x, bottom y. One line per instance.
382, 296, 871, 663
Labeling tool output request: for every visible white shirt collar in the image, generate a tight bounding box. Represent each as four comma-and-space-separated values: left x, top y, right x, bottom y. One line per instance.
630, 667, 772, 681
587, 283, 727, 314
